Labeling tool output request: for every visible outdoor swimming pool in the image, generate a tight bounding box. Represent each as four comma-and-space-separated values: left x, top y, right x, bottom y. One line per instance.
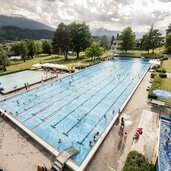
158, 116, 171, 171
0, 70, 52, 93
0, 58, 150, 166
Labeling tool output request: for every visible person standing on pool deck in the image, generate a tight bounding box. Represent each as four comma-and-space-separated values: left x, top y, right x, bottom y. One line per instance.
24, 83, 27, 90
123, 132, 127, 143
27, 82, 30, 89
119, 118, 125, 135
121, 117, 124, 126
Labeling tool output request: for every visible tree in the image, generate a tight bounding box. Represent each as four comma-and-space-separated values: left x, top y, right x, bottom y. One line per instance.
35, 42, 43, 54
20, 41, 28, 62
12, 41, 28, 62
120, 27, 136, 52
140, 34, 151, 53
165, 32, 171, 53
116, 33, 120, 40
69, 22, 92, 59
52, 22, 71, 60
166, 23, 171, 35
42, 40, 52, 55
85, 42, 104, 61
25, 40, 36, 58
100, 35, 109, 50
110, 35, 115, 48
141, 26, 162, 53
0, 47, 10, 71
123, 151, 154, 171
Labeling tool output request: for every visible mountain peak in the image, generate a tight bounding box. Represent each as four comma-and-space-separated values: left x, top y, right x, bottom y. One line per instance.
0, 15, 55, 31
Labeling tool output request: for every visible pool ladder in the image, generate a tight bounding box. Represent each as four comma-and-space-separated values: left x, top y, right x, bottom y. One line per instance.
52, 147, 79, 171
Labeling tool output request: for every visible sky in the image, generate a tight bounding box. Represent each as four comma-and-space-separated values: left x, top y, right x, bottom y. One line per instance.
0, 0, 171, 32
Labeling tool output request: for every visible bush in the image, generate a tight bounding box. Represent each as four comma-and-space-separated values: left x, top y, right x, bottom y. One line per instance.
156, 68, 166, 73
159, 73, 167, 78
123, 151, 155, 171
163, 57, 168, 61
151, 73, 156, 78
151, 72, 167, 79
148, 93, 158, 99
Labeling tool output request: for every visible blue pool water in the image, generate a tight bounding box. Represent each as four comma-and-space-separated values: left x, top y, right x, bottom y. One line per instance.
158, 116, 171, 171
0, 70, 52, 93
0, 58, 150, 165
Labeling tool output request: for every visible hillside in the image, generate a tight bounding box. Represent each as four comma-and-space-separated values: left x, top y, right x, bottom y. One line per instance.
0, 15, 55, 31
0, 26, 54, 42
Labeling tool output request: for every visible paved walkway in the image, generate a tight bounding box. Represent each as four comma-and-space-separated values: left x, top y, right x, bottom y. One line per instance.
131, 110, 159, 164
85, 72, 170, 171
167, 72, 171, 78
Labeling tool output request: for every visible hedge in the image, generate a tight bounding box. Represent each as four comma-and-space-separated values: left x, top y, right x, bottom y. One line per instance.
156, 68, 166, 73
151, 73, 167, 79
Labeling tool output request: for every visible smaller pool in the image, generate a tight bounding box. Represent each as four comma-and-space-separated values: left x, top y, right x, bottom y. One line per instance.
158, 116, 171, 171
0, 70, 53, 93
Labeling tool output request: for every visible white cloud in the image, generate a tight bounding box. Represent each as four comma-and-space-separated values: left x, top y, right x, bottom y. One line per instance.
0, 0, 171, 32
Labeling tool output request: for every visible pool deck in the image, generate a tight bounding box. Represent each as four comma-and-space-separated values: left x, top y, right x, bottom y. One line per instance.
131, 110, 159, 164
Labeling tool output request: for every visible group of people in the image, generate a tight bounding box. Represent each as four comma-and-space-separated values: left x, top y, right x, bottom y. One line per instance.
119, 113, 143, 146
24, 82, 30, 90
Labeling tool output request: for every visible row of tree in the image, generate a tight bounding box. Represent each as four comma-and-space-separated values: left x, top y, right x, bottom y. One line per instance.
114, 25, 163, 53
1, 22, 171, 72
11, 40, 52, 62
92, 25, 164, 53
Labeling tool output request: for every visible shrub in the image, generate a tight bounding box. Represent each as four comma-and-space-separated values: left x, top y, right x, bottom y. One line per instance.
159, 73, 167, 78
163, 57, 168, 60
151, 73, 156, 78
123, 151, 155, 171
148, 93, 158, 99
156, 68, 166, 73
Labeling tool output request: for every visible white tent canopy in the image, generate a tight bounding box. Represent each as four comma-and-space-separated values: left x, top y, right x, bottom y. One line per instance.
149, 59, 161, 65
32, 63, 69, 70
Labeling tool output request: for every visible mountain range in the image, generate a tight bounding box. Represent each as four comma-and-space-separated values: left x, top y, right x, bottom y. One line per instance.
0, 15, 55, 31
91, 27, 144, 39
0, 15, 145, 42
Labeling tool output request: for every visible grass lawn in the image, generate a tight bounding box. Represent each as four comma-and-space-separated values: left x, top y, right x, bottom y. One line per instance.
162, 58, 171, 72
118, 46, 165, 58
158, 78, 171, 107
0, 47, 163, 76
0, 51, 113, 76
